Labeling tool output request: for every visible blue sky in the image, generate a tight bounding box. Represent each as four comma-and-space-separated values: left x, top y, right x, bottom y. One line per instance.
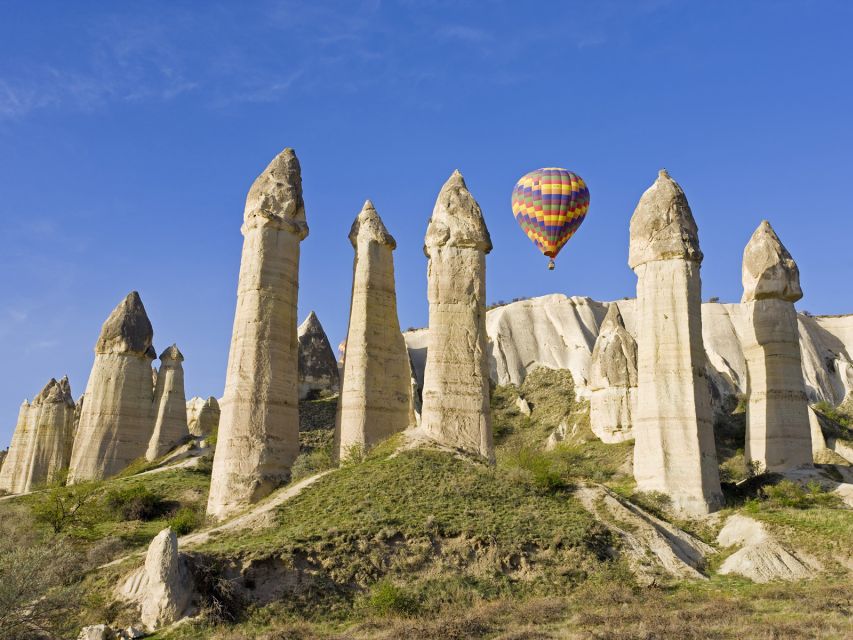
2, 1, 852, 447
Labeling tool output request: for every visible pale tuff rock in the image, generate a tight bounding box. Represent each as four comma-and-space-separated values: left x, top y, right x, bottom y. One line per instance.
741, 222, 811, 472
68, 292, 157, 483
515, 396, 532, 417
628, 171, 723, 516
297, 311, 340, 400
0, 377, 75, 494
146, 345, 189, 461
119, 528, 194, 630
589, 304, 637, 443
741, 220, 803, 303
22, 377, 76, 492
576, 485, 713, 583
420, 171, 494, 460
77, 625, 112, 640
716, 514, 819, 583
207, 148, 308, 520
186, 396, 220, 437
335, 201, 414, 459
0, 401, 35, 493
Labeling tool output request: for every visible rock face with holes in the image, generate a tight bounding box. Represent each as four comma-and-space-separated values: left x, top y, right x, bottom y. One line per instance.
186, 396, 220, 437
146, 345, 189, 461
740, 221, 812, 472
119, 528, 195, 630
0, 377, 76, 493
68, 292, 157, 483
335, 201, 414, 460
420, 171, 494, 461
589, 304, 637, 443
207, 148, 309, 520
628, 170, 723, 516
297, 311, 340, 400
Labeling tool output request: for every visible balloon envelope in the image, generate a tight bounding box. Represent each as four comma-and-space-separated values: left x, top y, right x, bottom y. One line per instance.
511, 168, 590, 262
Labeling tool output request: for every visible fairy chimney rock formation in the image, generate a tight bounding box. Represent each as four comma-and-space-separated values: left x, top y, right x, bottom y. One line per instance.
741, 221, 811, 471
119, 528, 194, 631
187, 396, 220, 437
0, 401, 35, 493
335, 201, 414, 460
68, 292, 156, 482
628, 170, 723, 515
21, 376, 76, 491
207, 148, 309, 520
146, 345, 189, 461
420, 171, 494, 460
589, 304, 637, 444
297, 311, 340, 399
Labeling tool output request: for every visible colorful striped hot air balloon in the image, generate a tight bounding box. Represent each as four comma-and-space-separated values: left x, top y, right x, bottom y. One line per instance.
511, 168, 590, 270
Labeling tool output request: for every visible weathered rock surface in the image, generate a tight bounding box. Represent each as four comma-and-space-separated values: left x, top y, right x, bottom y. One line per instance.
412, 294, 853, 412
297, 311, 340, 400
716, 514, 819, 583
740, 222, 811, 472
335, 201, 413, 459
147, 345, 189, 461
77, 625, 112, 640
207, 148, 308, 520
186, 396, 220, 437
0, 377, 76, 493
628, 171, 722, 516
420, 171, 494, 460
589, 304, 637, 443
67, 292, 156, 482
119, 527, 194, 630
577, 485, 713, 583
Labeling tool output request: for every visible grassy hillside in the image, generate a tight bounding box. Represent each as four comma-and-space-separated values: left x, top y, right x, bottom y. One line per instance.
2, 379, 852, 639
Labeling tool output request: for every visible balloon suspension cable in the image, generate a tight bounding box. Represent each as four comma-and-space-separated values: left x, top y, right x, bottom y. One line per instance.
547, 258, 555, 271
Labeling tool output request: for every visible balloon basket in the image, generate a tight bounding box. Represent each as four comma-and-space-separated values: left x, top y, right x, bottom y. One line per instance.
547, 259, 555, 271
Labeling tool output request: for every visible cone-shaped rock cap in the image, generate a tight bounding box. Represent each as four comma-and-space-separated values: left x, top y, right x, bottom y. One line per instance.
95, 291, 154, 356
628, 170, 702, 269
424, 170, 492, 255
742, 220, 802, 303
600, 303, 627, 334
349, 200, 396, 249
591, 304, 638, 389
32, 377, 74, 405
159, 344, 185, 363
244, 147, 309, 239
298, 311, 326, 338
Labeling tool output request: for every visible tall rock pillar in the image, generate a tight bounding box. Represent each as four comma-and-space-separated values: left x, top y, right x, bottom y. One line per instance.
589, 304, 637, 444
22, 377, 76, 491
146, 345, 189, 461
628, 170, 722, 515
741, 220, 811, 471
68, 292, 157, 482
335, 201, 414, 460
0, 400, 35, 493
420, 171, 494, 461
207, 148, 309, 520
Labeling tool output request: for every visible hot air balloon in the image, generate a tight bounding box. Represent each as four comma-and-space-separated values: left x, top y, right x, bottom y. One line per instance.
511, 168, 590, 270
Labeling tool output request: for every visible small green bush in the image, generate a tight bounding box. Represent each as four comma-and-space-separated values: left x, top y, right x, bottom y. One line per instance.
812, 401, 852, 429
366, 580, 420, 617
104, 485, 167, 521
31, 482, 103, 535
502, 448, 568, 494
169, 506, 203, 535
758, 480, 841, 509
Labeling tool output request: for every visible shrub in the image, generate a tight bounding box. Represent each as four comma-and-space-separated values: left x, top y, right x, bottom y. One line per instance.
502, 448, 568, 494
758, 480, 841, 509
169, 506, 203, 535
31, 482, 103, 535
186, 553, 245, 623
366, 580, 420, 617
104, 485, 167, 521
629, 490, 672, 520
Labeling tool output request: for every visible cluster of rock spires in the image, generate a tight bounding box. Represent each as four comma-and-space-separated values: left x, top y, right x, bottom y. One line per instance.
2, 148, 849, 528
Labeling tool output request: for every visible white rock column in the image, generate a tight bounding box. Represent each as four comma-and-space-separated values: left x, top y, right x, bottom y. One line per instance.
207, 148, 308, 520
187, 396, 220, 437
589, 304, 637, 444
335, 201, 414, 460
146, 345, 189, 461
420, 171, 494, 461
68, 292, 157, 482
22, 377, 76, 491
741, 220, 811, 471
0, 400, 35, 493
628, 170, 723, 515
